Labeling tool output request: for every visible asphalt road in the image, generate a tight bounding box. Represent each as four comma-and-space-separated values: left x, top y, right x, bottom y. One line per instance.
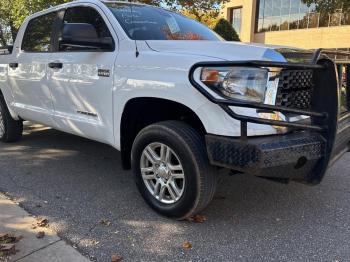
0, 123, 349, 262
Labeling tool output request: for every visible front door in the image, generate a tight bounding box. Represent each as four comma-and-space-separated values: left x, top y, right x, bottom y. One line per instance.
48, 5, 117, 144
9, 11, 57, 125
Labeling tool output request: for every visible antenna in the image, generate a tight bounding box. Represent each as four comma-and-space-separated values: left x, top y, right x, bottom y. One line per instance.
130, 4, 140, 57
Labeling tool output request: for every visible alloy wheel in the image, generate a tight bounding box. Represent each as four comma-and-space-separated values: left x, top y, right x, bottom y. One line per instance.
140, 142, 185, 204
0, 109, 4, 138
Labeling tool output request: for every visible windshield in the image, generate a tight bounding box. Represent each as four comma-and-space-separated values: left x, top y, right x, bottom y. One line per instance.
105, 3, 221, 41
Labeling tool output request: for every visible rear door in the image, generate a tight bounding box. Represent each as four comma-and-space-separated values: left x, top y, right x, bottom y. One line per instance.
48, 5, 117, 144
8, 12, 57, 124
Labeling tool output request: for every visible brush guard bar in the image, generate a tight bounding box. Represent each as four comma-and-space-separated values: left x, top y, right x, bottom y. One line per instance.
189, 60, 329, 137
189, 53, 347, 184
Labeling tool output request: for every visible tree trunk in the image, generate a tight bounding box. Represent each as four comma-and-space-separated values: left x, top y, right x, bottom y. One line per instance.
0, 25, 7, 47
9, 21, 18, 44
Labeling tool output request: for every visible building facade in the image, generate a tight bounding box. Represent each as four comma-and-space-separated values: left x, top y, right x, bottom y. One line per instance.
222, 0, 350, 63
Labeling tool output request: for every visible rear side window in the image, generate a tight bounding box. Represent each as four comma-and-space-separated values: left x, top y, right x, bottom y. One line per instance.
60, 6, 112, 51
22, 12, 57, 52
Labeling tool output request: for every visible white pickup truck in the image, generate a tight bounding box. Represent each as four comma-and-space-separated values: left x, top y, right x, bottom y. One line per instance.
0, 0, 349, 219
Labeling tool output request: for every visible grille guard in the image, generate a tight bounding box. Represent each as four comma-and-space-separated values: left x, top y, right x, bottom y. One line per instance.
189, 54, 346, 184
189, 60, 329, 137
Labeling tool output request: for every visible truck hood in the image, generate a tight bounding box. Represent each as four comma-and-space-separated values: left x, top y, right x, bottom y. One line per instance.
145, 40, 294, 62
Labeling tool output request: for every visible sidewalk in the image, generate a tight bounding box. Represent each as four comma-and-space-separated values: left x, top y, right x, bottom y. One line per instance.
0, 193, 90, 262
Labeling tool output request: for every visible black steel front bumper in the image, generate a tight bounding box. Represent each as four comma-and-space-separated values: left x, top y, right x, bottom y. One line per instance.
189, 54, 350, 184
206, 132, 326, 181
206, 113, 350, 184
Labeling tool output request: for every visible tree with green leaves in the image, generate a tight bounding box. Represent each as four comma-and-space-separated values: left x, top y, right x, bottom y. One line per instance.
213, 18, 240, 41
302, 0, 350, 13
180, 9, 220, 28
166, 0, 229, 23
0, 0, 70, 46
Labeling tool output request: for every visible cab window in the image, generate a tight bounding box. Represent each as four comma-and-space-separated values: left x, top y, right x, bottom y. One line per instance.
22, 12, 57, 52
59, 6, 114, 52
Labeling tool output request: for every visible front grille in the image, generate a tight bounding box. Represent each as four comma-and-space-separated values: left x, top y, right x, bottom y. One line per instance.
275, 70, 314, 110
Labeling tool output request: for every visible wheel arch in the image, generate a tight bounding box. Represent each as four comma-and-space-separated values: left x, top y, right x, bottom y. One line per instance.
119, 97, 207, 170
0, 88, 19, 120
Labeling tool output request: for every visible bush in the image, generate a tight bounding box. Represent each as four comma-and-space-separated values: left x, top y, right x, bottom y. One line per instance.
213, 18, 240, 41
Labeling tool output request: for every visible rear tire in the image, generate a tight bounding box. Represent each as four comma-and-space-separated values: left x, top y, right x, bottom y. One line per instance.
131, 120, 217, 220
0, 94, 23, 143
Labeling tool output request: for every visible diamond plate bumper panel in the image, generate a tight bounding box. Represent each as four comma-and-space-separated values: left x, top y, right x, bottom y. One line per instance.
206, 132, 326, 180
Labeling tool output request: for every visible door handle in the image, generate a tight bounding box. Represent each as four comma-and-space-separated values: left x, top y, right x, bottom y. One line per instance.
48, 62, 63, 69
9, 63, 18, 69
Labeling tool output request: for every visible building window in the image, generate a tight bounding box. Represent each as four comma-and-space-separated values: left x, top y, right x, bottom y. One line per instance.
256, 0, 350, 33
342, 12, 350, 25
230, 8, 242, 36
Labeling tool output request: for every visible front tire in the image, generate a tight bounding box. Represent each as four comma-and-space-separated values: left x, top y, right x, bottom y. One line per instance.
131, 121, 217, 220
0, 94, 23, 143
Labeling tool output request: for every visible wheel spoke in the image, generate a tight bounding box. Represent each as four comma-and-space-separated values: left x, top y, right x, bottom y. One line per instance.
168, 164, 182, 172
168, 182, 180, 200
167, 186, 177, 200
0, 111, 4, 136
141, 167, 154, 174
144, 146, 159, 164
160, 144, 170, 162
171, 172, 185, 179
158, 184, 166, 201
153, 180, 161, 196
142, 173, 156, 180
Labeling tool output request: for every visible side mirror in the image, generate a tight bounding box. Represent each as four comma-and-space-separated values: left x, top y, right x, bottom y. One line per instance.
59, 23, 114, 51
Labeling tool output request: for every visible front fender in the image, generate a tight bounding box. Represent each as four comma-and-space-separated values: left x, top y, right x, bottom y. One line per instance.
112, 47, 279, 149
112, 73, 276, 150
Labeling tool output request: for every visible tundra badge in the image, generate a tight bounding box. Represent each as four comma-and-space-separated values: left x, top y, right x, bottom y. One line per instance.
98, 69, 110, 77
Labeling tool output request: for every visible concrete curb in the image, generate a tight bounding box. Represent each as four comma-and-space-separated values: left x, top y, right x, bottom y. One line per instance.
0, 193, 90, 262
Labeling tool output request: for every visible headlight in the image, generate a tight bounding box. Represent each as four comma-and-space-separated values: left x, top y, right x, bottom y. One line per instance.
200, 67, 269, 103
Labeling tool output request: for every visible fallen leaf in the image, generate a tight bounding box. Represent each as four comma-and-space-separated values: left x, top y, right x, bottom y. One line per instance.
92, 240, 100, 245
0, 234, 9, 242
0, 233, 21, 244
0, 244, 16, 255
99, 219, 111, 226
3, 236, 17, 244
111, 254, 122, 262
187, 215, 207, 223
36, 232, 45, 239
36, 218, 49, 227
182, 241, 192, 249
